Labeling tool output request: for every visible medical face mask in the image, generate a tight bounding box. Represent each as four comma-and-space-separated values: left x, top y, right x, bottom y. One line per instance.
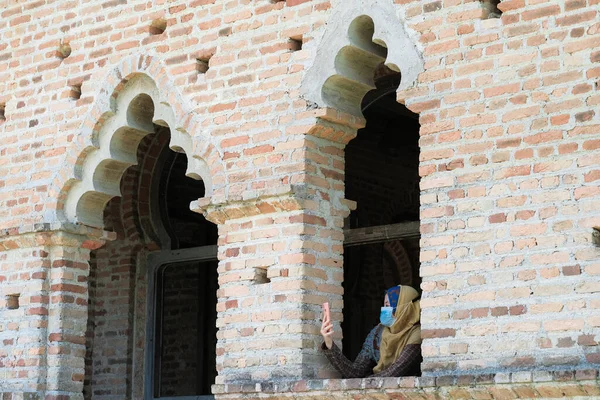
380, 307, 395, 326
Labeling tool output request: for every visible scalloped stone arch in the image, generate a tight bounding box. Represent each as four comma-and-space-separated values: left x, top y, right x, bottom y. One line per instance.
58, 54, 220, 228
301, 0, 424, 116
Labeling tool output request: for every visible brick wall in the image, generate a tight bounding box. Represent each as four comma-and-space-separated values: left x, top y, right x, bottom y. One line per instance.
0, 244, 52, 393
0, 228, 108, 399
396, 0, 600, 375
1, 0, 600, 398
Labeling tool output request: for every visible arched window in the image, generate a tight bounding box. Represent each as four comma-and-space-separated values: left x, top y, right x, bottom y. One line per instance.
78, 80, 219, 400
145, 131, 218, 399
343, 62, 421, 361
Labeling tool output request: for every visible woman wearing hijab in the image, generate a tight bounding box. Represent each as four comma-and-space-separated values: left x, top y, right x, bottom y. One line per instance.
320, 285, 422, 378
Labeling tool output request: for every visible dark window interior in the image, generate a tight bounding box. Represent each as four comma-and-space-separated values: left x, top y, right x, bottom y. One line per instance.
343, 64, 422, 361
159, 150, 218, 250
153, 144, 218, 398
155, 260, 218, 397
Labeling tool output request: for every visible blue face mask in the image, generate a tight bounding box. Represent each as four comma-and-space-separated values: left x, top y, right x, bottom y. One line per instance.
380, 306, 395, 327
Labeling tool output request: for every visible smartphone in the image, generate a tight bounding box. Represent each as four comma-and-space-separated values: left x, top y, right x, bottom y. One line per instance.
322, 302, 330, 322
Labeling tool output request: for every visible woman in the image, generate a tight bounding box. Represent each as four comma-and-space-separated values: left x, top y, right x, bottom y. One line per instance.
320, 285, 422, 378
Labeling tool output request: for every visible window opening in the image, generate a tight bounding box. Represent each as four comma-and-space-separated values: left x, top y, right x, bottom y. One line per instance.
85, 121, 218, 400
147, 136, 219, 399
342, 63, 422, 362
153, 258, 218, 398
158, 148, 218, 250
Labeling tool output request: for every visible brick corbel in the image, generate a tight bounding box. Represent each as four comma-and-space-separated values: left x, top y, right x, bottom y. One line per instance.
290, 107, 366, 145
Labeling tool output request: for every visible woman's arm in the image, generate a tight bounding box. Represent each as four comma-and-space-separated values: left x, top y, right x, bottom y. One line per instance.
321, 313, 379, 378
321, 340, 376, 379
370, 344, 422, 377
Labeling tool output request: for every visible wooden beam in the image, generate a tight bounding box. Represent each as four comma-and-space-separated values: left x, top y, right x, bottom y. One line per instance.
147, 245, 218, 265
343, 221, 420, 247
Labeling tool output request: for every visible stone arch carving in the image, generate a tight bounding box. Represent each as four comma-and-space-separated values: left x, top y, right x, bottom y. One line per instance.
58, 54, 221, 228
383, 240, 414, 286
301, 0, 424, 116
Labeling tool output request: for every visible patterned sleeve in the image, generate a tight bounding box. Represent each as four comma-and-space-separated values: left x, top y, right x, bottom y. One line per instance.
321, 327, 378, 379
370, 344, 422, 377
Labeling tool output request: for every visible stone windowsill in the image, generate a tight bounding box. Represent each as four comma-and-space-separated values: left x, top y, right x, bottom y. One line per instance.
213, 369, 600, 398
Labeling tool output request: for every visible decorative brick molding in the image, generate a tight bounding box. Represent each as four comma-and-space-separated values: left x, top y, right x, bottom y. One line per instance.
193, 184, 303, 225
0, 222, 114, 251
213, 369, 600, 399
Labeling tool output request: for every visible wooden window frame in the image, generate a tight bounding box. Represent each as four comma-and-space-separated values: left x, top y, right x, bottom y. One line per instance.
343, 221, 420, 247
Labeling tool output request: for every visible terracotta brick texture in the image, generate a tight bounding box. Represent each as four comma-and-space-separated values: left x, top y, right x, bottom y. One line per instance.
0, 0, 600, 398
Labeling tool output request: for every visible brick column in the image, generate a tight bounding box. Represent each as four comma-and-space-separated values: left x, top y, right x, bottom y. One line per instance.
45, 230, 107, 400
196, 110, 363, 384
0, 225, 110, 400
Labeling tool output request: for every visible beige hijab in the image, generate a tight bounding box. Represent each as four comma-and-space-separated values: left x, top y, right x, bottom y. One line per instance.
373, 285, 421, 374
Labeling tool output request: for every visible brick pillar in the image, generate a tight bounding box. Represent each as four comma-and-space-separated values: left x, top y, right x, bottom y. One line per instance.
0, 226, 110, 400
196, 110, 363, 384
45, 231, 107, 400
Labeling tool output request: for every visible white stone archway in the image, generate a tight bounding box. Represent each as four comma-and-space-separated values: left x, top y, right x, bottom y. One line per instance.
301, 0, 424, 116
62, 73, 213, 228
52, 54, 222, 230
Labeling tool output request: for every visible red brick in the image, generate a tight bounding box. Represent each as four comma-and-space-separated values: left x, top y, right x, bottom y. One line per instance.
522, 5, 560, 21
286, 0, 311, 5
421, 328, 456, 338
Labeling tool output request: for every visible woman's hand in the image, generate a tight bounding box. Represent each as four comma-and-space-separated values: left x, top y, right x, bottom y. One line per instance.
320, 311, 334, 349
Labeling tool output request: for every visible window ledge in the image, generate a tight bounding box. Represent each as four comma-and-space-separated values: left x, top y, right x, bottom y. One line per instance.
213, 369, 600, 398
